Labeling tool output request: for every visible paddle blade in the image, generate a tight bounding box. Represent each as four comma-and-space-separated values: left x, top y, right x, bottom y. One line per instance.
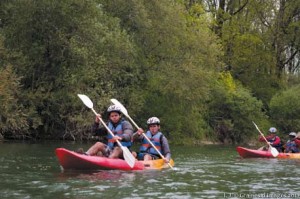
121, 146, 135, 168
78, 94, 93, 109
270, 147, 279, 157
110, 98, 128, 116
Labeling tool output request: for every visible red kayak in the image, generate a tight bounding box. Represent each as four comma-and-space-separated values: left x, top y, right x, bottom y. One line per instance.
237, 146, 300, 159
55, 148, 174, 171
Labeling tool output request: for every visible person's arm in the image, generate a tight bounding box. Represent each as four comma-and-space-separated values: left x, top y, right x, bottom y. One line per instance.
259, 135, 266, 142
132, 128, 144, 141
271, 136, 281, 146
92, 114, 107, 136
120, 121, 134, 142
259, 135, 272, 144
161, 136, 171, 161
294, 138, 300, 146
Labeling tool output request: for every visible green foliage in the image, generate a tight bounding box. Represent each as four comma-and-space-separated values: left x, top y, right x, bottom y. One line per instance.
229, 32, 283, 105
269, 85, 300, 133
207, 72, 269, 144
1, 0, 137, 138
0, 0, 298, 144
0, 65, 29, 136
0, 34, 42, 139
101, 0, 223, 144
140, 92, 209, 145
218, 1, 285, 106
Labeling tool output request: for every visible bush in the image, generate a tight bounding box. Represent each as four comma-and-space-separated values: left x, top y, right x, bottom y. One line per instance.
270, 85, 300, 133
207, 72, 269, 144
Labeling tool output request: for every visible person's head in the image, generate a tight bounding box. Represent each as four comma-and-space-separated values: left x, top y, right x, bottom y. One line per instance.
268, 127, 277, 138
289, 132, 297, 139
147, 117, 160, 134
107, 105, 122, 123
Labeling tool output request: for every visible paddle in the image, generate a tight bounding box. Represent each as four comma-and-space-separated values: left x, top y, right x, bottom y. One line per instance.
77, 94, 135, 168
111, 98, 174, 169
252, 121, 279, 157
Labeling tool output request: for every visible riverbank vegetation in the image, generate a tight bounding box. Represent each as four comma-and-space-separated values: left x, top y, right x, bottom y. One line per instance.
0, 0, 300, 144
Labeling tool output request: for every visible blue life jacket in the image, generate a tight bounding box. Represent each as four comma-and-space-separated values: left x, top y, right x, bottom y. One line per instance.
285, 140, 299, 153
139, 131, 163, 155
107, 120, 132, 149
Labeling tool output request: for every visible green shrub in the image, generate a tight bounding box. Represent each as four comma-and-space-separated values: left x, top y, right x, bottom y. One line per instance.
207, 72, 269, 144
270, 85, 300, 133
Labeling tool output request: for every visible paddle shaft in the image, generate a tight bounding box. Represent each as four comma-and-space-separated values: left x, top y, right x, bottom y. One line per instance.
127, 115, 174, 169
252, 122, 278, 156
255, 124, 273, 148
91, 108, 124, 148
77, 94, 135, 168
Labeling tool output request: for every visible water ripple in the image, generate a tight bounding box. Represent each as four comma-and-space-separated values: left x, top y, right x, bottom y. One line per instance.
1, 143, 300, 198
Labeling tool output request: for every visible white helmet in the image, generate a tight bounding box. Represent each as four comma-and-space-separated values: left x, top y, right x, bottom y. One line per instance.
107, 105, 121, 114
269, 127, 277, 133
289, 132, 297, 137
147, 117, 160, 125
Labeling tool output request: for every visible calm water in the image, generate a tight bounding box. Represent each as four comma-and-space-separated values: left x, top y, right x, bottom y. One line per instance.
0, 141, 300, 199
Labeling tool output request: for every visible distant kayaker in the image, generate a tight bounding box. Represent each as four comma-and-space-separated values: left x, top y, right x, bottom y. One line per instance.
258, 127, 282, 152
284, 132, 300, 153
77, 105, 134, 158
132, 117, 171, 163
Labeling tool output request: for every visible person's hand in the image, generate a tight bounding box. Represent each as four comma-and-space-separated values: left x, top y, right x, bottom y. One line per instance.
163, 157, 170, 163
137, 128, 144, 135
95, 114, 101, 123
112, 136, 122, 142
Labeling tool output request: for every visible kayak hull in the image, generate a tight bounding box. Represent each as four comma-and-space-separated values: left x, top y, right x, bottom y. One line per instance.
237, 146, 300, 159
55, 148, 174, 171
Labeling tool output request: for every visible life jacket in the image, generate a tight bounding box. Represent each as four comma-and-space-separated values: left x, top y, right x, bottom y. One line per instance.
285, 140, 299, 153
267, 136, 282, 147
107, 120, 132, 149
139, 131, 163, 155
266, 135, 282, 152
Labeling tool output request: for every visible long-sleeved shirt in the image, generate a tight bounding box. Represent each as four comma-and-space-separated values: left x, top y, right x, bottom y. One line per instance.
292, 138, 300, 147
259, 135, 281, 146
133, 131, 171, 160
92, 119, 133, 144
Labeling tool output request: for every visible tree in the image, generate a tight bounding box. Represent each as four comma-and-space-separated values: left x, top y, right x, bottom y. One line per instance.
0, 33, 42, 139
207, 72, 269, 143
1, 0, 138, 138
100, 0, 223, 143
269, 85, 300, 133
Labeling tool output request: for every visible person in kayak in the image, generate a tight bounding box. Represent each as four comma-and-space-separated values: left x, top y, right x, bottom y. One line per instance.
258, 127, 282, 152
284, 132, 300, 153
77, 105, 134, 159
132, 117, 171, 163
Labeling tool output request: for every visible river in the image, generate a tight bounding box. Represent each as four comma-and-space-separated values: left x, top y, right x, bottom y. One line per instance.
0, 141, 299, 199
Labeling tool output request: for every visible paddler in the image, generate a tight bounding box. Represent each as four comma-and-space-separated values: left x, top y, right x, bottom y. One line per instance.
258, 127, 282, 152
284, 132, 300, 153
77, 105, 134, 159
132, 117, 171, 163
